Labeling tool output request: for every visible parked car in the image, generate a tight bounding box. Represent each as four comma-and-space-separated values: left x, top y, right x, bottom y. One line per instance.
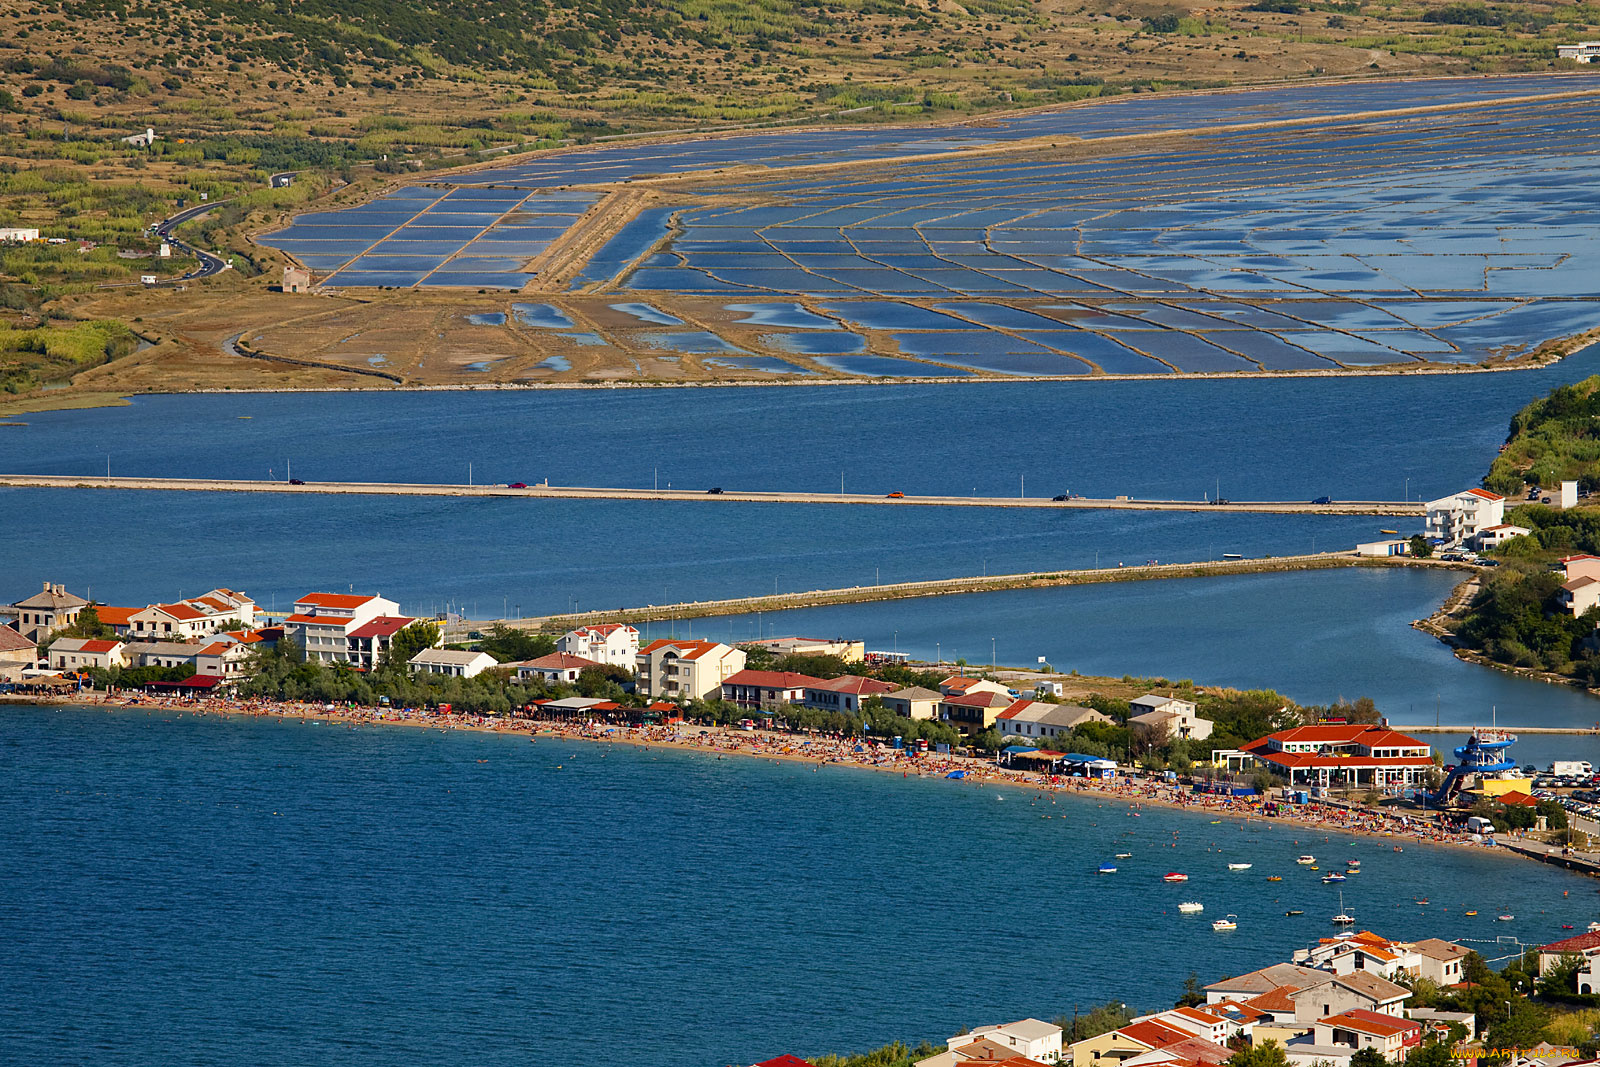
1052, 493, 1070, 501
1542, 496, 1552, 504
507, 482, 527, 489
1311, 496, 1332, 505
886, 491, 905, 498
289, 478, 304, 485
706, 487, 723, 494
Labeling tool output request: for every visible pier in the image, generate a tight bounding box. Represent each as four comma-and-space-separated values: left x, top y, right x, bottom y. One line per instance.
445, 550, 1468, 636
0, 473, 1426, 515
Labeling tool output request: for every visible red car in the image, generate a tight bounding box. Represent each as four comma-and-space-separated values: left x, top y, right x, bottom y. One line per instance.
507, 482, 527, 489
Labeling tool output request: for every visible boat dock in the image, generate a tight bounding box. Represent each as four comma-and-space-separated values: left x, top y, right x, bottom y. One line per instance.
0, 473, 1426, 515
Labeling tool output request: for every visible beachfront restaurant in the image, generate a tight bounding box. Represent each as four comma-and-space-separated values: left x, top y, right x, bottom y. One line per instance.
1231, 725, 1434, 789
1000, 746, 1119, 778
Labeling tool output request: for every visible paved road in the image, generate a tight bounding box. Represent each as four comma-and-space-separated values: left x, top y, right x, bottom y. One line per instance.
154, 200, 228, 279
0, 473, 1427, 515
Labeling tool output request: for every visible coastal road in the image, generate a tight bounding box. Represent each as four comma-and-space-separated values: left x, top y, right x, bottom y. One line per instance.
154, 200, 228, 279
0, 473, 1427, 516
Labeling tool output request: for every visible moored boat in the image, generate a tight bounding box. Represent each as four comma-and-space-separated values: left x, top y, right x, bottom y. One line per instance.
1323, 873, 1346, 883
1228, 863, 1253, 870
1267, 876, 1283, 882
1099, 863, 1118, 874
1179, 901, 1204, 913
1212, 915, 1238, 931
1164, 872, 1189, 882
1297, 855, 1317, 865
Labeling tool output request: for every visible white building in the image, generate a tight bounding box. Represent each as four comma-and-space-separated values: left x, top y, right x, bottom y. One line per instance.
0, 227, 40, 243
50, 638, 126, 671
557, 623, 639, 668
129, 603, 222, 642
516, 652, 600, 685
345, 615, 420, 670
749, 635, 866, 663
1424, 488, 1504, 547
122, 127, 158, 148
1128, 694, 1212, 741
1475, 524, 1530, 551
636, 639, 746, 700
918, 1019, 1064, 1067
881, 686, 941, 720
194, 640, 254, 679
408, 648, 497, 678
284, 592, 401, 664
1356, 539, 1410, 557
1558, 41, 1600, 62
997, 700, 1112, 740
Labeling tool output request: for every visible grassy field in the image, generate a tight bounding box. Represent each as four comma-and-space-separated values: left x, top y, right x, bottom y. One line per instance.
0, 0, 1595, 409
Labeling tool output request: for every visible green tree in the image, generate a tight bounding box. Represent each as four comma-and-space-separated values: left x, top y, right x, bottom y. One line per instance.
1410, 535, 1434, 558
477, 624, 554, 663
1406, 1041, 1455, 1067
1176, 972, 1206, 1008
1350, 1048, 1388, 1067
1225, 1040, 1289, 1067
385, 621, 441, 671
1536, 953, 1584, 997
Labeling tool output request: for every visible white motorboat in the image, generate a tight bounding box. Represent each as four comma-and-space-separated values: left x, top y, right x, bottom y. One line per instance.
1212, 915, 1238, 931
1227, 863, 1252, 870
1296, 855, 1317, 865
1178, 901, 1204, 913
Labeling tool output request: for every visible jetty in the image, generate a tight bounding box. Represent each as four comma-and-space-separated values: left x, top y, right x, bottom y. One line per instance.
446, 550, 1470, 636
0, 473, 1426, 515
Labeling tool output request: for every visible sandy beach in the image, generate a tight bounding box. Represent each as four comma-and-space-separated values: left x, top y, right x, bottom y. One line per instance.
4, 690, 1545, 865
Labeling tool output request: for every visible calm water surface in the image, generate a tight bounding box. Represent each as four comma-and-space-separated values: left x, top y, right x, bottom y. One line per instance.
1, 706, 1591, 1066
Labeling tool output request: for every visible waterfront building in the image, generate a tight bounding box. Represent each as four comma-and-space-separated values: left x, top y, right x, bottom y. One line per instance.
939, 674, 1011, 699
1236, 724, 1434, 789
557, 623, 639, 668
1475, 524, 1531, 551
1128, 694, 1212, 741
750, 635, 866, 663
516, 652, 601, 685
1204, 964, 1329, 1004
939, 690, 1015, 734
93, 606, 141, 636
636, 638, 746, 700
10, 582, 87, 642
920, 1019, 1064, 1067
882, 686, 942, 720
1397, 939, 1470, 987
345, 616, 420, 670
1068, 1017, 1193, 1067
408, 648, 497, 678
1558, 40, 1600, 62
193, 640, 254, 679
996, 701, 1110, 740
130, 603, 222, 641
1424, 488, 1504, 547
0, 625, 38, 675
720, 669, 819, 709
1288, 972, 1409, 1024
802, 675, 896, 713
49, 638, 126, 672
1305, 1010, 1421, 1063
283, 592, 402, 664
1537, 929, 1600, 994
122, 640, 216, 670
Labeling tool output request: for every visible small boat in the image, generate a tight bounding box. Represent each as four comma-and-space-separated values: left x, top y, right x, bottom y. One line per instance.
1380, 529, 1399, 535
1297, 855, 1317, 865
1332, 890, 1355, 925
1267, 875, 1283, 882
1164, 872, 1189, 882
1563, 924, 1575, 930
1285, 909, 1304, 916
1346, 859, 1360, 868
1099, 864, 1118, 874
1345, 868, 1361, 875
1498, 914, 1515, 922
1465, 910, 1478, 917
1228, 863, 1253, 870
1323, 873, 1347, 883
1179, 901, 1204, 913
1212, 915, 1238, 931
1209, 820, 1222, 824
1414, 898, 1429, 905
1116, 853, 1132, 859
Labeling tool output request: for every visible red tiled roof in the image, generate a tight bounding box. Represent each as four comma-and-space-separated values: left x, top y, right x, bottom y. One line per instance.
1542, 929, 1600, 954
1118, 1020, 1193, 1050
810, 675, 896, 695
573, 623, 633, 637
78, 639, 121, 653
1255, 724, 1426, 747
640, 638, 724, 659
1248, 749, 1435, 770
942, 691, 1014, 708
1466, 488, 1503, 501
93, 606, 139, 626
284, 613, 352, 626
196, 642, 233, 656
295, 592, 378, 609
1243, 986, 1300, 1013
1140, 1038, 1234, 1066
525, 652, 600, 671
723, 670, 821, 689
348, 616, 417, 639
1499, 790, 1539, 806
148, 603, 206, 621
1325, 1009, 1420, 1038
752, 1058, 814, 1067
